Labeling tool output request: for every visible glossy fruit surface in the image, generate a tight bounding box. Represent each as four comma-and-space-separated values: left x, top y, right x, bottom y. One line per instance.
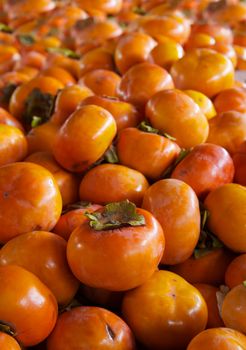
67, 203, 164, 291
0, 332, 21, 350
142, 179, 200, 265
0, 162, 62, 243
122, 270, 208, 350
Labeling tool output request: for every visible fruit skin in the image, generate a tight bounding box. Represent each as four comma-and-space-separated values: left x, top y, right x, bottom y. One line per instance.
170, 248, 234, 286
206, 111, 246, 155
53, 204, 102, 241
170, 48, 234, 98
47, 306, 136, 350
0, 332, 21, 350
53, 105, 117, 173
222, 284, 246, 334
145, 89, 209, 149
114, 32, 157, 74
193, 283, 224, 328
117, 62, 174, 109
0, 231, 79, 306
225, 254, 246, 289
171, 143, 235, 198
117, 127, 180, 180
0, 124, 27, 166
214, 87, 246, 114
187, 328, 246, 350
142, 178, 200, 265
26, 151, 80, 207
0, 162, 62, 243
79, 164, 149, 206
0, 108, 23, 130
233, 141, 246, 186
122, 270, 208, 350
67, 207, 164, 291
27, 122, 60, 155
0, 265, 58, 347
204, 184, 246, 252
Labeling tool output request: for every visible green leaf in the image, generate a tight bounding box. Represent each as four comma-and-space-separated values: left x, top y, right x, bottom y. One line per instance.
162, 148, 190, 178
0, 23, 13, 33
31, 116, 42, 128
104, 145, 119, 164
85, 200, 145, 231
132, 6, 146, 15
138, 121, 160, 134
23, 88, 56, 127
163, 132, 177, 141
18, 34, 35, 45
46, 47, 80, 59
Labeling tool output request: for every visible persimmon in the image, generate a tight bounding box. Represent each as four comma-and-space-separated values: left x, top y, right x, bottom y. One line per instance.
0, 71, 30, 108
45, 53, 81, 79
187, 328, 246, 350
79, 69, 121, 97
0, 45, 20, 75
122, 270, 208, 350
80, 47, 114, 76
225, 254, 246, 289
26, 151, 80, 206
0, 332, 21, 350
0, 124, 27, 166
0, 108, 23, 130
50, 85, 93, 126
0, 231, 79, 306
183, 90, 216, 120
138, 14, 191, 45
53, 105, 117, 172
214, 87, 246, 114
213, 43, 237, 68
171, 143, 234, 198
114, 32, 157, 74
233, 141, 246, 186
146, 89, 209, 148
16, 66, 39, 79
207, 111, 246, 155
27, 121, 59, 155
193, 283, 224, 328
185, 33, 216, 50
117, 126, 180, 180
170, 48, 234, 98
72, 19, 122, 54
149, 39, 184, 70
47, 306, 136, 350
53, 203, 102, 241
79, 95, 142, 131
210, 2, 246, 27
0, 265, 57, 347
142, 178, 200, 265
170, 248, 234, 286
190, 23, 233, 45
117, 62, 174, 109
9, 76, 64, 126
222, 283, 246, 333
74, 0, 123, 14
79, 164, 149, 206
4, 0, 55, 20
40, 66, 76, 86
67, 200, 164, 291
204, 184, 246, 252
14, 51, 46, 70
0, 162, 62, 243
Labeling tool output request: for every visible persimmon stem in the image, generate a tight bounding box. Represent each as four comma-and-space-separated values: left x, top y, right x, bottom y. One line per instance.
85, 200, 145, 231
0, 321, 16, 337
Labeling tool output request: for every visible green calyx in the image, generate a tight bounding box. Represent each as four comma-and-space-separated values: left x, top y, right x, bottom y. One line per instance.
162, 148, 190, 178
46, 47, 80, 59
85, 200, 145, 231
23, 88, 56, 128
138, 121, 160, 134
17, 34, 35, 45
132, 6, 146, 15
0, 23, 13, 33
104, 145, 119, 164
0, 84, 17, 105
0, 321, 16, 337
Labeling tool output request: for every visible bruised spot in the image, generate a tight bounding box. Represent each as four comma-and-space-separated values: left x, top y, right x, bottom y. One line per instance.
3, 192, 9, 198
106, 324, 115, 341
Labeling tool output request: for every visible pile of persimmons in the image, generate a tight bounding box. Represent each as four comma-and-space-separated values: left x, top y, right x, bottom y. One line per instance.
0, 0, 246, 349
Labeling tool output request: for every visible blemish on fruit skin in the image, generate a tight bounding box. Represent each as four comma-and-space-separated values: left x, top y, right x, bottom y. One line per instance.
106, 323, 116, 340
3, 192, 9, 198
